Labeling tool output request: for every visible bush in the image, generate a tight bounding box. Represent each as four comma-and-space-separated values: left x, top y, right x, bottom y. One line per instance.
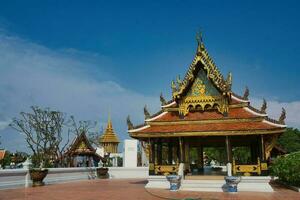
270, 151, 300, 187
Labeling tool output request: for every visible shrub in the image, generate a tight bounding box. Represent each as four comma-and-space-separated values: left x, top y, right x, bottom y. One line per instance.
270, 151, 300, 187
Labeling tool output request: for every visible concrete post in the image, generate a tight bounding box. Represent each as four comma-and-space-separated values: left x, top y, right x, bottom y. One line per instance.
23, 157, 32, 188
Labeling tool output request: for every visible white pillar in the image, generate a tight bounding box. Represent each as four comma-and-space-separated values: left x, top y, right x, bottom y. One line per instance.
123, 139, 138, 167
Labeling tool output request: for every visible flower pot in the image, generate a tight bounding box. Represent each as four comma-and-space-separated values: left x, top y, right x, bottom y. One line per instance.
166, 175, 181, 191
29, 169, 48, 187
97, 167, 109, 179
224, 176, 241, 193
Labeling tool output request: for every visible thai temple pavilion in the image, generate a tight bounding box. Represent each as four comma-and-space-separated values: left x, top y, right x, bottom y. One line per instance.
65, 131, 96, 167
99, 116, 120, 154
127, 33, 287, 177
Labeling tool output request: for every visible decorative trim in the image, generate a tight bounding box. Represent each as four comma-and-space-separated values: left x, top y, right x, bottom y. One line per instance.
243, 107, 267, 117
232, 95, 249, 103
128, 125, 151, 133
148, 117, 263, 125
129, 129, 285, 138
161, 101, 176, 108
262, 119, 287, 128
145, 112, 168, 122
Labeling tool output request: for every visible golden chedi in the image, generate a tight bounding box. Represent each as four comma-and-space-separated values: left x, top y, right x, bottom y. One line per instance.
99, 115, 119, 153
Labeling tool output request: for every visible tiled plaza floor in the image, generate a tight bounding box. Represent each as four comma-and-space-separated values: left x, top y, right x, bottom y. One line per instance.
0, 179, 299, 200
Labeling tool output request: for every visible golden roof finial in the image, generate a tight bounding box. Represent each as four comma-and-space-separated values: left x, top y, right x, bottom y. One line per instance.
196, 29, 204, 51
107, 108, 112, 130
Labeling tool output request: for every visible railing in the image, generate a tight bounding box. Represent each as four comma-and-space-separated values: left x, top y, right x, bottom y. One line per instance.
154, 165, 179, 175
232, 158, 268, 176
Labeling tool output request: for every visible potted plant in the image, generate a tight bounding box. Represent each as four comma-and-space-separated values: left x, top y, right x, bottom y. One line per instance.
10, 106, 71, 186
97, 153, 110, 179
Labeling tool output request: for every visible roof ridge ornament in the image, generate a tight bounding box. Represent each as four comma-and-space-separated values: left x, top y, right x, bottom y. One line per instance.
261, 98, 267, 113
243, 86, 249, 100
126, 115, 133, 130
160, 93, 167, 106
196, 30, 204, 52
144, 105, 151, 119
279, 108, 286, 124
171, 80, 177, 93
176, 75, 182, 86
226, 72, 232, 90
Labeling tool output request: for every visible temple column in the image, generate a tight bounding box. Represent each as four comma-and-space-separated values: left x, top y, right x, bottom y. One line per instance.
168, 141, 173, 165
157, 139, 162, 165
149, 138, 155, 175
178, 137, 185, 177
225, 136, 232, 163
260, 135, 265, 161
225, 136, 232, 176
179, 137, 184, 163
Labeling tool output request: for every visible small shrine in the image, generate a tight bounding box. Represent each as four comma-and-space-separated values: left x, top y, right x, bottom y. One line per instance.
65, 132, 96, 167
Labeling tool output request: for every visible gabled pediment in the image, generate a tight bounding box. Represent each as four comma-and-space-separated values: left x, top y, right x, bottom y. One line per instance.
172, 36, 232, 116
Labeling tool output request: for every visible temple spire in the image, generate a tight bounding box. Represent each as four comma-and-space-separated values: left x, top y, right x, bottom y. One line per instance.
107, 110, 112, 130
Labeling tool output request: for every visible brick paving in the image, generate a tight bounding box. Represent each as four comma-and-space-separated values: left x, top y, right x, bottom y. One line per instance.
0, 179, 299, 200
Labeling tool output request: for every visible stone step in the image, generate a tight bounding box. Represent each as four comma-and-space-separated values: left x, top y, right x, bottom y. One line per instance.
181, 180, 225, 190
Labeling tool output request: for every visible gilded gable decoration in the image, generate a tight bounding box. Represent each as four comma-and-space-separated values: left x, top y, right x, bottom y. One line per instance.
171, 33, 231, 116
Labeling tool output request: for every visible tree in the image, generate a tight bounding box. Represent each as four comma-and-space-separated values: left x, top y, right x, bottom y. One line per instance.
0, 150, 11, 168
69, 116, 98, 145
10, 106, 71, 168
277, 128, 300, 153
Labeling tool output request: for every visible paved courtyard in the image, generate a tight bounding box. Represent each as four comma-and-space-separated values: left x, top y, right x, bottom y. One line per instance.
0, 179, 299, 200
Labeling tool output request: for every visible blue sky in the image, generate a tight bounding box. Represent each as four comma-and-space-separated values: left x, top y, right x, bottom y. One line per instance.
0, 1, 300, 152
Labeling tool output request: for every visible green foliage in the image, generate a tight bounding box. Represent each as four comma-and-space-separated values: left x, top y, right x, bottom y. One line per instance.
232, 147, 251, 164
277, 128, 300, 153
270, 151, 300, 187
0, 151, 11, 167
204, 147, 227, 165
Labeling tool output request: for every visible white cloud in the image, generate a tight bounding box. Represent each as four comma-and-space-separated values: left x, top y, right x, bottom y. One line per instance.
0, 33, 160, 152
0, 121, 10, 131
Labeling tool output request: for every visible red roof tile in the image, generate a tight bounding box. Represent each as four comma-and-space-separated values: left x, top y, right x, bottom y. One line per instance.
139, 121, 279, 134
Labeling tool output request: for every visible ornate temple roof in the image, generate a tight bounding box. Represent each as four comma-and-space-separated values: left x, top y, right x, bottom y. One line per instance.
127, 33, 287, 138
65, 132, 95, 155
99, 116, 119, 144
0, 149, 6, 160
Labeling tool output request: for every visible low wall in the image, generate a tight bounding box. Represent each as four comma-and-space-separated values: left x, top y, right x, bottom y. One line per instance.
0, 167, 149, 190
109, 167, 148, 179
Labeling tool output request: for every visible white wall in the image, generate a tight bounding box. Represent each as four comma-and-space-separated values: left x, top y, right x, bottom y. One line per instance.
0, 167, 149, 190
